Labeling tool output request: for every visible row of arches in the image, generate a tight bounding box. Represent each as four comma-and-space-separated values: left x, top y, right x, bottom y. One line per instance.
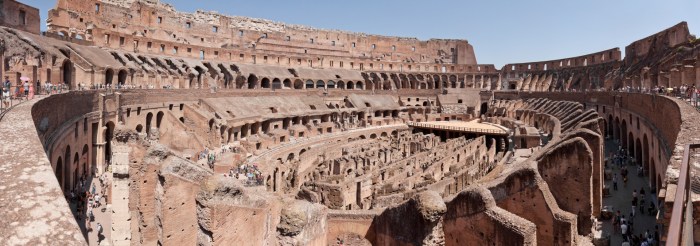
54, 144, 91, 191
239, 76, 366, 90
606, 114, 661, 191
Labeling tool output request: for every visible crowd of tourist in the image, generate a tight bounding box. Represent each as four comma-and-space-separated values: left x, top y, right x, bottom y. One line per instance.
607, 141, 661, 246
66, 172, 110, 244
226, 163, 264, 186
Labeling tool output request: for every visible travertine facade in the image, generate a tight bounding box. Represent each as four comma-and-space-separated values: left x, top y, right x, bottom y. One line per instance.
1, 1, 700, 245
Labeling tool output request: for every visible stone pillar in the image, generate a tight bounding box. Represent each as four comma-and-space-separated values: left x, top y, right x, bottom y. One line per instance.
94, 93, 106, 175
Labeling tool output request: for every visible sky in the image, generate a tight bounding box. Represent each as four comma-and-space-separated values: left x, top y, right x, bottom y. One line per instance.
22, 0, 700, 67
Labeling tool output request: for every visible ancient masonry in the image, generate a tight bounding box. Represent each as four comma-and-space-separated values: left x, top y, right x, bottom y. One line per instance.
0, 0, 699, 245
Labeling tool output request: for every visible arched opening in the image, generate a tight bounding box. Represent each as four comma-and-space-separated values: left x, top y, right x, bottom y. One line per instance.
620, 120, 627, 149
73, 153, 79, 188
643, 135, 649, 173
635, 138, 642, 167
117, 69, 128, 85
136, 124, 143, 133
480, 102, 488, 116
294, 79, 303, 89
56, 157, 63, 190
82, 145, 89, 177
156, 111, 164, 128
306, 80, 314, 89
247, 75, 258, 89
356, 81, 364, 90
272, 78, 282, 89
261, 78, 271, 88
327, 81, 336, 89
607, 115, 614, 137
105, 68, 114, 85
62, 60, 73, 89
316, 80, 325, 89
283, 79, 292, 88
347, 81, 355, 90
105, 121, 115, 164
614, 117, 620, 140
370, 133, 377, 139
64, 145, 71, 190
338, 81, 345, 89
627, 132, 634, 156
146, 112, 153, 135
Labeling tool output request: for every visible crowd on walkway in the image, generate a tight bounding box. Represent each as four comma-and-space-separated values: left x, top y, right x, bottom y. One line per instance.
606, 141, 661, 246
226, 163, 263, 186
66, 172, 110, 244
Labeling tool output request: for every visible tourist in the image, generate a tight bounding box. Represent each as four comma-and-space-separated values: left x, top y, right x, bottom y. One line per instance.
2, 87, 9, 109
35, 80, 41, 95
612, 174, 618, 190
23, 80, 29, 99
620, 221, 628, 239
96, 223, 104, 243
28, 83, 34, 100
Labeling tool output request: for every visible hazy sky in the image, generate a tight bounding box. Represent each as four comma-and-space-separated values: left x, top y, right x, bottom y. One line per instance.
23, 0, 700, 67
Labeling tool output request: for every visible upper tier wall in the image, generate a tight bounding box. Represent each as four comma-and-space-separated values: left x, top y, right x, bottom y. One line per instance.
47, 0, 477, 65
501, 48, 622, 73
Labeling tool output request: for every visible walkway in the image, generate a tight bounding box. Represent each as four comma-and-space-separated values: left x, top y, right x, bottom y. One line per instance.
601, 138, 661, 245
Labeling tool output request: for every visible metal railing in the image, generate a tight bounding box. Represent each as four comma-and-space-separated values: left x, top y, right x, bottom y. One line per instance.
666, 143, 699, 245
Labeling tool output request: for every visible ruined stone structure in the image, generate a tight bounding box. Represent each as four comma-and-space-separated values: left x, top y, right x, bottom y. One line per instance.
1, 0, 700, 245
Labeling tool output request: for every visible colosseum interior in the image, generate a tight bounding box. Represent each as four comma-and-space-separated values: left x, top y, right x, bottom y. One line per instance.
1, 0, 699, 245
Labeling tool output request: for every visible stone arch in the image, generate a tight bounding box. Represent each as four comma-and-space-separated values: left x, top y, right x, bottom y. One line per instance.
607, 115, 614, 137
62, 60, 73, 89
356, 81, 364, 90
73, 152, 79, 188
117, 69, 128, 85
235, 75, 247, 89
316, 80, 325, 89
327, 80, 336, 89
643, 134, 649, 173
146, 112, 153, 135
105, 121, 115, 163
63, 145, 71, 190
306, 80, 314, 89
272, 78, 282, 89
247, 74, 258, 89
627, 132, 634, 157
480, 102, 488, 116
283, 79, 292, 88
635, 138, 642, 167
347, 81, 355, 90
293, 79, 304, 89
105, 68, 115, 85
620, 119, 627, 149
82, 144, 89, 176
156, 111, 164, 128
56, 157, 64, 190
338, 80, 345, 89
614, 117, 620, 140
261, 77, 271, 89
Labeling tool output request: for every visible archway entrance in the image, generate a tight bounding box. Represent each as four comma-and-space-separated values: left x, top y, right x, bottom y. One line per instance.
118, 70, 128, 85
480, 102, 488, 116
62, 60, 73, 90
105, 121, 115, 164
105, 69, 114, 85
